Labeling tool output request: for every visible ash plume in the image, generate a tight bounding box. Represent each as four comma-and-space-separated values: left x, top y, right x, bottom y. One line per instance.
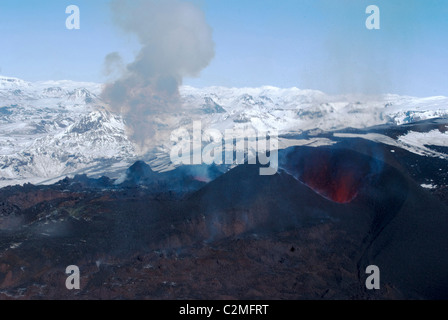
103, 52, 125, 78
102, 0, 215, 153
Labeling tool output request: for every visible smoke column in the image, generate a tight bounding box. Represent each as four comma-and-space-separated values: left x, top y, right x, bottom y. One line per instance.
102, 0, 215, 153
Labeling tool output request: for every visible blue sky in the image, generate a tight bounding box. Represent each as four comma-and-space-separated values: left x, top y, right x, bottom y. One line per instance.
0, 0, 447, 96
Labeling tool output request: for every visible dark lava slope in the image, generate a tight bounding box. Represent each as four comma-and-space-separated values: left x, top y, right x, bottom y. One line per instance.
0, 138, 447, 299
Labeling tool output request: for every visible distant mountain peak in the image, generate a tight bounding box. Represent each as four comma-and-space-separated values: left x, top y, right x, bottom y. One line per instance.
0, 75, 32, 87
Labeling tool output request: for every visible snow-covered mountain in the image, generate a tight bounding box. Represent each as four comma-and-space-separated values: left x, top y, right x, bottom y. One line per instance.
0, 76, 137, 187
181, 86, 448, 132
1, 75, 447, 187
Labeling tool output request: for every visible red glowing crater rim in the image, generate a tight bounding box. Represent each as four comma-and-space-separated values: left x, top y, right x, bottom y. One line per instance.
293, 150, 374, 204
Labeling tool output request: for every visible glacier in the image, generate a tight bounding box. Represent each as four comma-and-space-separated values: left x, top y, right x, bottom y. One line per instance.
0, 75, 447, 187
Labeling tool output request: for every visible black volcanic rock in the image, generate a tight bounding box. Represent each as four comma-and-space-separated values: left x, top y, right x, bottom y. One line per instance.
124, 160, 157, 185
54, 174, 114, 190
119, 161, 229, 194
0, 139, 447, 299
359, 174, 448, 299
182, 143, 448, 298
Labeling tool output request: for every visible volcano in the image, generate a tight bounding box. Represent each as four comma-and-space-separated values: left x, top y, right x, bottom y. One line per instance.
280, 148, 379, 204
0, 139, 447, 299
